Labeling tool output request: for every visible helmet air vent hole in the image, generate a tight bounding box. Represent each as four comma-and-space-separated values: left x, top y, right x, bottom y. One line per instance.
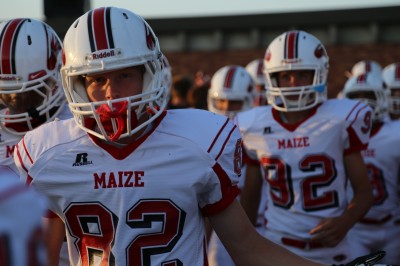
27, 35, 32, 45
123, 13, 128, 19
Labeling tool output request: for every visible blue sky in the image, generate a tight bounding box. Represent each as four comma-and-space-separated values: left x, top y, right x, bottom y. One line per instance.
1, 0, 400, 20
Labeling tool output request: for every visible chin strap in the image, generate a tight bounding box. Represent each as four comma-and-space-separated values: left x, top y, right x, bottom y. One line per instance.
96, 101, 135, 141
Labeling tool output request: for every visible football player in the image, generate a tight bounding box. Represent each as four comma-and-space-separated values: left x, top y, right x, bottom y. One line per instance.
0, 166, 47, 266
382, 62, 400, 120
0, 18, 70, 174
339, 60, 383, 99
342, 73, 400, 264
207, 65, 266, 266
237, 30, 374, 264
207, 65, 255, 119
0, 18, 72, 266
13, 7, 331, 266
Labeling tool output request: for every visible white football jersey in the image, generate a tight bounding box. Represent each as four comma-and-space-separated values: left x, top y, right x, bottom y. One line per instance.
0, 104, 72, 174
14, 109, 242, 266
357, 120, 400, 220
347, 120, 400, 264
0, 166, 47, 266
236, 99, 372, 240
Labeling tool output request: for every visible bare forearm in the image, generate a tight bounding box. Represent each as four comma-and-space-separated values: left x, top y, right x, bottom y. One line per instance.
43, 217, 65, 266
343, 188, 373, 227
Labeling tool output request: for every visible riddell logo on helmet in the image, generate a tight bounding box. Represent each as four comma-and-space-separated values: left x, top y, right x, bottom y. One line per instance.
86, 49, 121, 61
0, 75, 20, 81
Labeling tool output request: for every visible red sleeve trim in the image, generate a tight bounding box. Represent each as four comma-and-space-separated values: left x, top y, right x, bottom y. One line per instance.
201, 163, 240, 216
215, 125, 237, 161
344, 126, 369, 155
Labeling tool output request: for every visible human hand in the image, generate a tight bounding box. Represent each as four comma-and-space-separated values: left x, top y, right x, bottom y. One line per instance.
309, 216, 351, 247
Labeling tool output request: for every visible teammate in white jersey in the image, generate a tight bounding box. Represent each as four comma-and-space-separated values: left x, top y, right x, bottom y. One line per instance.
342, 73, 400, 264
382, 62, 400, 120
0, 165, 47, 266
0, 18, 70, 174
207, 65, 265, 266
0, 18, 72, 266
237, 30, 374, 265
13, 7, 337, 266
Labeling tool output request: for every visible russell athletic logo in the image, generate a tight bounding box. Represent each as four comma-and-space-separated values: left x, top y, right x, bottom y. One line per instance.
73, 153, 93, 167
85, 48, 121, 61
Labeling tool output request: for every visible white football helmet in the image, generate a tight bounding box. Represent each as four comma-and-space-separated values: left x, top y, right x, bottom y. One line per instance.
61, 7, 167, 141
160, 53, 172, 102
342, 73, 387, 122
245, 59, 266, 87
245, 58, 268, 106
351, 60, 382, 77
208, 65, 255, 119
382, 62, 400, 115
0, 18, 65, 135
264, 30, 329, 112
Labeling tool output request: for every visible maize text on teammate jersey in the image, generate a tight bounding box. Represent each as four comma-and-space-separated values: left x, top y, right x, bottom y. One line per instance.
93, 170, 145, 189
277, 136, 310, 149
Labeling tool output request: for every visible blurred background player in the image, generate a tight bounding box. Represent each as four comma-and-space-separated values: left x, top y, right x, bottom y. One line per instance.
238, 30, 374, 264
0, 18, 70, 175
245, 58, 269, 106
0, 165, 47, 266
338, 60, 383, 99
341, 73, 400, 264
0, 18, 72, 266
347, 60, 383, 78
207, 65, 255, 119
382, 62, 400, 120
206, 65, 263, 266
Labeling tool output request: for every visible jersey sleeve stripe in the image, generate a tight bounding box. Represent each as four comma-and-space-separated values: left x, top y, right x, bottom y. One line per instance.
15, 144, 29, 175
215, 125, 237, 161
347, 104, 369, 128
345, 101, 362, 120
21, 137, 34, 164
207, 117, 230, 153
345, 101, 365, 122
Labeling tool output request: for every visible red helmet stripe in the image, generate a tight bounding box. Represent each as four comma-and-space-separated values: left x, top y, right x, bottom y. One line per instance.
224, 66, 237, 89
88, 7, 114, 52
256, 60, 263, 76
365, 61, 371, 72
285, 31, 298, 60
0, 19, 25, 74
357, 74, 367, 84
395, 64, 400, 81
